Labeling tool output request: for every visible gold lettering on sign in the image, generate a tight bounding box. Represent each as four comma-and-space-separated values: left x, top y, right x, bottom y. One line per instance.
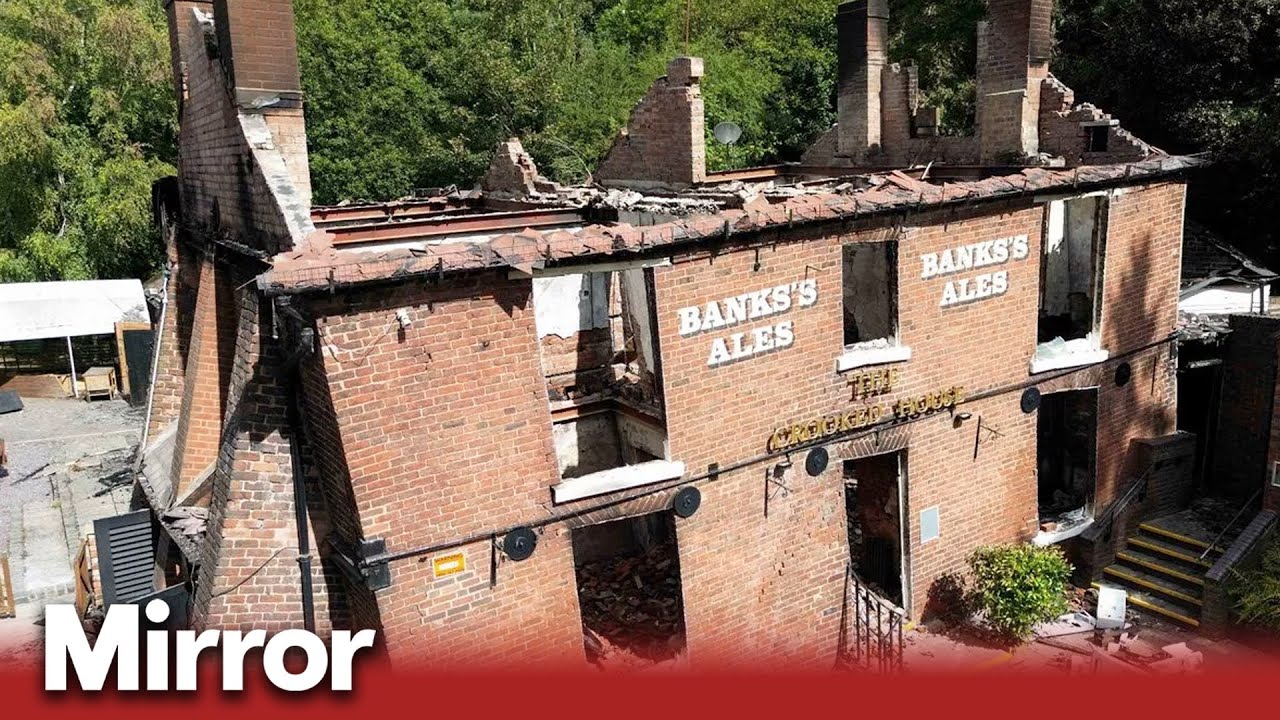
768, 385, 967, 453
848, 367, 901, 401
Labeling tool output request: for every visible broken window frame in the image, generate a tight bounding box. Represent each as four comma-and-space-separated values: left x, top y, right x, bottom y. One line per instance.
842, 450, 912, 613
529, 260, 684, 504
837, 241, 911, 373
1032, 388, 1100, 546
1031, 194, 1110, 374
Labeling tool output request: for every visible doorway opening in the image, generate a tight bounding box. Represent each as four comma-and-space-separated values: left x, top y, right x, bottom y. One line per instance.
1037, 389, 1098, 536
843, 451, 908, 608
572, 512, 687, 670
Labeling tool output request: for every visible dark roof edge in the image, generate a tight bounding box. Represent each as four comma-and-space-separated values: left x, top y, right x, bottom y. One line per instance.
259, 155, 1207, 297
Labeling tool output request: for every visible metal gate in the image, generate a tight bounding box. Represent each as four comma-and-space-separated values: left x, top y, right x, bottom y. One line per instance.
838, 563, 905, 672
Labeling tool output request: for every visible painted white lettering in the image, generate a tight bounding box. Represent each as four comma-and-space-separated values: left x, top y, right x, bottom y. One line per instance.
752, 326, 775, 352
771, 284, 792, 312
723, 294, 750, 326
940, 281, 959, 307
973, 241, 994, 267
701, 300, 726, 332
992, 270, 1008, 295
678, 307, 701, 336
991, 237, 1009, 263
708, 338, 732, 366
921, 253, 939, 279
775, 320, 795, 348
1012, 234, 1030, 260
797, 279, 818, 307
748, 290, 773, 319
975, 273, 992, 297
938, 249, 956, 275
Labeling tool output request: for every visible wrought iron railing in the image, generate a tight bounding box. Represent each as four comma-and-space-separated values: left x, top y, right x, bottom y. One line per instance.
838, 563, 905, 672
1097, 466, 1152, 544
1200, 487, 1263, 562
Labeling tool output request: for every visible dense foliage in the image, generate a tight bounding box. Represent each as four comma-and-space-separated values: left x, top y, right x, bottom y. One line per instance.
293, 0, 839, 203
966, 544, 1072, 642
0, 0, 175, 282
3, 1, 1279, 283
1230, 531, 1280, 631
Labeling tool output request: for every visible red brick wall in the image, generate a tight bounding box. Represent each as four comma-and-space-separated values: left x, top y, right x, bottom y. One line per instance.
302, 276, 583, 667
283, 181, 1184, 667
169, 251, 237, 498
193, 279, 333, 634
1039, 76, 1151, 165
596, 58, 706, 190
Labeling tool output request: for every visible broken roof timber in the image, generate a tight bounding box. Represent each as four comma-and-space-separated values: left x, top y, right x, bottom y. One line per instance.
259, 155, 1206, 295
326, 207, 586, 247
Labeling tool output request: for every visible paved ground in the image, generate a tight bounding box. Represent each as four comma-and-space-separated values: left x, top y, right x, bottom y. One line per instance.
0, 397, 141, 603
901, 611, 1274, 674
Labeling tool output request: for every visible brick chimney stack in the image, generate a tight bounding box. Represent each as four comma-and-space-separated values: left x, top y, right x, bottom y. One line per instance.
835, 0, 889, 161
977, 0, 1054, 162
211, 0, 303, 108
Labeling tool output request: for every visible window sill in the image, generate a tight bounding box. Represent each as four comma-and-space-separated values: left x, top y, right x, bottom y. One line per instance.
1029, 340, 1109, 374
1032, 517, 1095, 546
836, 344, 912, 373
552, 459, 685, 504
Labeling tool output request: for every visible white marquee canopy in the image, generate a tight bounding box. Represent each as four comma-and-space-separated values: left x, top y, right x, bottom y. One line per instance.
0, 279, 151, 343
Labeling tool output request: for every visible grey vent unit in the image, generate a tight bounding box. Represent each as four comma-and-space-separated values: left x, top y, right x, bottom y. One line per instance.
94, 510, 156, 606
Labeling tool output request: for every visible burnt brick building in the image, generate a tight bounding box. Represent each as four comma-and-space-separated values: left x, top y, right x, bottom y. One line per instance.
128, 0, 1206, 668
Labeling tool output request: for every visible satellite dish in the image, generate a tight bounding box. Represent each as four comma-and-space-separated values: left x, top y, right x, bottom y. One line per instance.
713, 121, 742, 145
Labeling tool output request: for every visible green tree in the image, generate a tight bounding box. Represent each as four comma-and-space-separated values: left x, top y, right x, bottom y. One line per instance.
0, 0, 175, 282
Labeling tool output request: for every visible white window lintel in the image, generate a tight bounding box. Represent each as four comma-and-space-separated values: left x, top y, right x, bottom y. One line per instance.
836, 343, 912, 373
552, 459, 685, 504
1029, 345, 1110, 374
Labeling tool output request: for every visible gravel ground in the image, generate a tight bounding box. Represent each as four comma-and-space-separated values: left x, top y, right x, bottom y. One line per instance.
0, 397, 143, 554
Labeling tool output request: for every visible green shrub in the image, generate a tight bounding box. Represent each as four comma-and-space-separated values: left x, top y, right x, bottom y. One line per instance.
1230, 531, 1280, 630
967, 544, 1073, 643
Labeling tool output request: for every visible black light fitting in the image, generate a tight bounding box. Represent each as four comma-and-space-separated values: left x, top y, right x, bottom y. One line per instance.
1021, 387, 1041, 414
502, 527, 537, 562
673, 487, 702, 518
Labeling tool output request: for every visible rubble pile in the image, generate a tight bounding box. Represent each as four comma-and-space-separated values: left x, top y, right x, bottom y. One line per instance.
577, 541, 686, 669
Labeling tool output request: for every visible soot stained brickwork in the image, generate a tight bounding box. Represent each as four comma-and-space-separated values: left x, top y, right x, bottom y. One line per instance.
144, 0, 1200, 668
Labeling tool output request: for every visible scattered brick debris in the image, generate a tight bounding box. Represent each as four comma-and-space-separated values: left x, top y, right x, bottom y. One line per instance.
577, 540, 686, 669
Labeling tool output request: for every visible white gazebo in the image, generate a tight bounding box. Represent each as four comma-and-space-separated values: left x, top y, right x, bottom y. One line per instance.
0, 279, 151, 397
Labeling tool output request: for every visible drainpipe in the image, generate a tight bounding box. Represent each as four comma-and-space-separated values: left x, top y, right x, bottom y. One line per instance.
285, 369, 316, 633
278, 299, 316, 633
139, 262, 172, 452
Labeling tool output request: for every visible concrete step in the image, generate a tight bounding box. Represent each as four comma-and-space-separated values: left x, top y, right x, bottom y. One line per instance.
1114, 551, 1206, 588
1137, 522, 1225, 558
1125, 536, 1216, 572
1092, 581, 1200, 628
1101, 564, 1203, 608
